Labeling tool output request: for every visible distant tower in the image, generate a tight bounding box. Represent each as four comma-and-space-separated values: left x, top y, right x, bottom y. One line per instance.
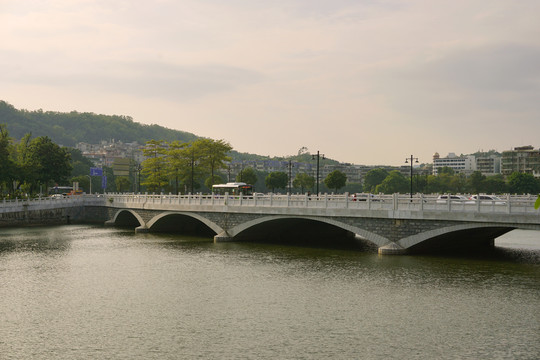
433, 152, 440, 161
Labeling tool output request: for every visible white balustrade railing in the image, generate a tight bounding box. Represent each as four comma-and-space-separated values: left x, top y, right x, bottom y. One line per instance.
0, 193, 538, 215
104, 193, 540, 215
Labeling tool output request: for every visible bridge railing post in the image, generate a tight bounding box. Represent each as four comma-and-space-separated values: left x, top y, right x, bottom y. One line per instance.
393, 193, 398, 210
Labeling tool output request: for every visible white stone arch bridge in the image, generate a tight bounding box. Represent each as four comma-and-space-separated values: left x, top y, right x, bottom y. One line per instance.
102, 193, 540, 254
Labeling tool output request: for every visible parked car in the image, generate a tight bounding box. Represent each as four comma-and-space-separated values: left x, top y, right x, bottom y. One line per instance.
468, 195, 506, 205
351, 193, 380, 201
436, 195, 468, 203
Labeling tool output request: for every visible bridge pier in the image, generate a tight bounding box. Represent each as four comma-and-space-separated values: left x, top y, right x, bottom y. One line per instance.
135, 225, 149, 233
378, 242, 407, 255
214, 232, 233, 242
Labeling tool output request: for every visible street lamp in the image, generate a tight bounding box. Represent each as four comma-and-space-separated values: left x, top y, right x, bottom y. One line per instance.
312, 151, 325, 196
135, 164, 142, 193
405, 155, 419, 199
86, 175, 92, 195
287, 160, 295, 194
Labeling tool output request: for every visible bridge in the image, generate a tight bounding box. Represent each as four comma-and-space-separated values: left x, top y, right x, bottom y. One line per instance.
101, 193, 540, 254
1, 193, 539, 254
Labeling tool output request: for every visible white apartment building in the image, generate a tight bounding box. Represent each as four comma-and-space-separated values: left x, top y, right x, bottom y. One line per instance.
432, 152, 476, 175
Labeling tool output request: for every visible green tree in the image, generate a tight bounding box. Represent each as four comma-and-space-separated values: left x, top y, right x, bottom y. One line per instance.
141, 140, 168, 193
482, 174, 507, 194
468, 171, 486, 193
265, 171, 288, 193
236, 167, 257, 185
205, 174, 224, 190
376, 170, 408, 194
437, 166, 455, 176
293, 173, 315, 194
324, 170, 347, 193
115, 177, 131, 192
25, 136, 72, 192
363, 168, 389, 193
0, 124, 14, 193
507, 172, 540, 194
198, 139, 232, 188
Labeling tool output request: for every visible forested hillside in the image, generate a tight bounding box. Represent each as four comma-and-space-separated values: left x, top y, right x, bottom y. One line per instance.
0, 100, 198, 147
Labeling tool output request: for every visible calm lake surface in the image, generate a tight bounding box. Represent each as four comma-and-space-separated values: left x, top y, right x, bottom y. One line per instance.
1, 225, 539, 359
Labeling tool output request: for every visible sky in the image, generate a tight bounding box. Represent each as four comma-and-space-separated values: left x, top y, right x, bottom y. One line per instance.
1, 0, 539, 166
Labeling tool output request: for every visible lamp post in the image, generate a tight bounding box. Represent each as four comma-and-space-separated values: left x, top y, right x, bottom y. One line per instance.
86, 175, 92, 195
312, 151, 325, 196
136, 164, 142, 193
405, 155, 419, 199
287, 160, 294, 194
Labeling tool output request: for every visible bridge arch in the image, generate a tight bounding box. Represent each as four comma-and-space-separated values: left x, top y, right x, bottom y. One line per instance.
145, 211, 224, 236
398, 224, 515, 252
224, 215, 390, 247
109, 209, 145, 228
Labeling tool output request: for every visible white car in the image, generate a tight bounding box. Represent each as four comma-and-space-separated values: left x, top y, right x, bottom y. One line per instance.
436, 195, 468, 203
468, 195, 506, 205
351, 193, 380, 201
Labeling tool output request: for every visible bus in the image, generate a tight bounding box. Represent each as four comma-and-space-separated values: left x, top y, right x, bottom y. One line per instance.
212, 182, 254, 196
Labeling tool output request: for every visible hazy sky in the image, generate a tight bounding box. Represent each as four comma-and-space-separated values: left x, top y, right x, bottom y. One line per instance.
2, 0, 539, 165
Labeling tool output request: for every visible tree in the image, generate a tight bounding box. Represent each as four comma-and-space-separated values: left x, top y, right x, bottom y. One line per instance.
205, 174, 224, 190
437, 166, 455, 176
236, 167, 257, 185
482, 174, 507, 194
141, 140, 168, 193
115, 177, 131, 192
363, 168, 389, 193
198, 139, 232, 188
507, 172, 540, 194
324, 170, 347, 193
468, 171, 486, 193
293, 173, 315, 194
25, 136, 72, 192
265, 171, 288, 193
0, 124, 14, 192
376, 170, 408, 194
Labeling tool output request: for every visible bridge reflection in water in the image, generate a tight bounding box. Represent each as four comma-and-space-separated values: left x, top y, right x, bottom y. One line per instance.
102, 193, 540, 255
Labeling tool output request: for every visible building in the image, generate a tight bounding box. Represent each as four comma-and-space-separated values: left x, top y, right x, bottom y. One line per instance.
502, 145, 540, 177
432, 152, 476, 176
475, 155, 501, 176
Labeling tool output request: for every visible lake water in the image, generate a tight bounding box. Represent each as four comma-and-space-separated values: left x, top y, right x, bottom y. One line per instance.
0, 225, 538, 359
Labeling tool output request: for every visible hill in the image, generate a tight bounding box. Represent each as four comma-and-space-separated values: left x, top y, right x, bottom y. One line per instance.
0, 100, 342, 165
0, 100, 199, 147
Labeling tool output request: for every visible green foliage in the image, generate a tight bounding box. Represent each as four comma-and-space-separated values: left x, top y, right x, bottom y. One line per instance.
293, 173, 315, 194
363, 168, 389, 193
376, 170, 408, 194
535, 196, 540, 210
437, 166, 455, 176
507, 172, 540, 194
324, 170, 347, 193
265, 171, 288, 192
115, 177, 131, 192
141, 140, 169, 193
468, 171, 486, 193
0, 100, 198, 147
236, 167, 258, 185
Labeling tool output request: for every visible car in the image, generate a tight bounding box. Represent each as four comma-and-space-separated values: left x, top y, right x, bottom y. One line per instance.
436, 195, 468, 203
50, 194, 64, 199
468, 195, 506, 205
351, 193, 380, 201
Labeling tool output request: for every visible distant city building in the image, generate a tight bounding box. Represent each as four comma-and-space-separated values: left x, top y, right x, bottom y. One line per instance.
475, 155, 501, 176
502, 145, 540, 177
432, 152, 476, 176
76, 140, 144, 167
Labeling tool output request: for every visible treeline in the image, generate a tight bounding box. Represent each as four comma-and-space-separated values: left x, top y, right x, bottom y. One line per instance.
0, 125, 72, 197
363, 167, 540, 195
0, 100, 198, 148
